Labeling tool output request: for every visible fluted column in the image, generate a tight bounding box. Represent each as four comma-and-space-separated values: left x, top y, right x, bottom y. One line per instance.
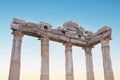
40, 36, 49, 80
101, 38, 114, 80
64, 43, 74, 80
83, 47, 94, 80
9, 31, 24, 80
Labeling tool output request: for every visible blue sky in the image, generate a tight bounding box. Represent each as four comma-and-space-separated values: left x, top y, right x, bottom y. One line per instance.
0, 0, 120, 80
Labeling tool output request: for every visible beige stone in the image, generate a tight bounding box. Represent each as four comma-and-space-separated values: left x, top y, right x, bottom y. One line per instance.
83, 47, 94, 80
64, 43, 74, 80
101, 38, 114, 80
40, 37, 49, 80
65, 32, 78, 39
39, 22, 52, 32
13, 18, 26, 26
9, 18, 114, 80
97, 26, 111, 35
9, 31, 24, 80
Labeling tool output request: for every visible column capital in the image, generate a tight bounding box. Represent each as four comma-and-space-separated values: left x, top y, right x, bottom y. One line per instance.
64, 42, 72, 47
40, 36, 49, 46
83, 46, 93, 55
40, 36, 49, 41
101, 37, 111, 47
64, 42, 72, 51
12, 31, 24, 41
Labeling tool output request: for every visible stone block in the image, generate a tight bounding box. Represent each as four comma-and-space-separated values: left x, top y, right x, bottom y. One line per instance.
63, 21, 79, 31
96, 26, 111, 35
52, 29, 64, 35
59, 36, 69, 42
71, 39, 87, 45
13, 18, 26, 26
11, 23, 20, 30
27, 22, 39, 28
39, 22, 52, 32
48, 33, 59, 39
65, 32, 78, 39
78, 26, 84, 32
66, 30, 77, 34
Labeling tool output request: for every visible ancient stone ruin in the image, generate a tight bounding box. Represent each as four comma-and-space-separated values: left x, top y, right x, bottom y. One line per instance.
9, 18, 114, 80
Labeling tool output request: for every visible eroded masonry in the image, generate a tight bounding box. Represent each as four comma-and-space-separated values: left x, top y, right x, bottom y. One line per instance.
9, 18, 114, 80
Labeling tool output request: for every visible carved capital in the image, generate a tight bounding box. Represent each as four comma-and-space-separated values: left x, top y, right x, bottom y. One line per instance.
12, 31, 24, 41
64, 42, 72, 51
83, 46, 93, 55
41, 36, 49, 46
101, 38, 110, 47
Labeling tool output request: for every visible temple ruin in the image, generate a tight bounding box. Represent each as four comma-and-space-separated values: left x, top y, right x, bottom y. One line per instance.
9, 18, 114, 80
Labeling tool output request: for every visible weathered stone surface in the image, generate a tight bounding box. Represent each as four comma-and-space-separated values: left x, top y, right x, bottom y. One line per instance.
101, 38, 114, 80
10, 18, 112, 45
11, 23, 20, 30
11, 18, 112, 46
10, 18, 114, 80
83, 47, 95, 80
39, 22, 52, 32
63, 21, 79, 31
88, 28, 111, 45
9, 31, 24, 80
64, 43, 74, 80
40, 37, 49, 80
83, 30, 93, 40
63, 21, 84, 35
11, 19, 90, 47
13, 18, 26, 26
97, 26, 111, 35
27, 22, 39, 28
52, 29, 64, 35
65, 32, 78, 39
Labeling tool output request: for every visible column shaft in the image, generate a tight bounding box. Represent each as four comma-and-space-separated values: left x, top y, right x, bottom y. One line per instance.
40, 37, 49, 80
84, 47, 94, 80
65, 43, 74, 80
9, 31, 23, 80
101, 38, 114, 80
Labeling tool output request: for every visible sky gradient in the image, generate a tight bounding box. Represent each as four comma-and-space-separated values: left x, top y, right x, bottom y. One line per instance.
0, 0, 120, 80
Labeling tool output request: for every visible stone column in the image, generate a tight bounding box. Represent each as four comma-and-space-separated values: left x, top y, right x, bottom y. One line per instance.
83, 47, 94, 80
9, 31, 24, 80
64, 43, 74, 80
101, 38, 114, 80
40, 36, 49, 80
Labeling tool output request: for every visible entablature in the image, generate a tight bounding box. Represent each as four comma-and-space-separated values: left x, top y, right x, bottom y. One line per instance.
11, 18, 112, 47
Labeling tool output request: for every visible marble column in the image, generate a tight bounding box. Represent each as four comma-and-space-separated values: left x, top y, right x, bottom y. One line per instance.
9, 31, 24, 80
83, 47, 94, 80
65, 43, 74, 80
40, 36, 49, 80
101, 38, 114, 80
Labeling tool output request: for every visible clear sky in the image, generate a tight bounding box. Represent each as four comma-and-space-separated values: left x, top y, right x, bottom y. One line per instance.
0, 0, 120, 80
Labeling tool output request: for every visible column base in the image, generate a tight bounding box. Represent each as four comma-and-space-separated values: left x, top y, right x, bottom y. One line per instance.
40, 75, 49, 80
